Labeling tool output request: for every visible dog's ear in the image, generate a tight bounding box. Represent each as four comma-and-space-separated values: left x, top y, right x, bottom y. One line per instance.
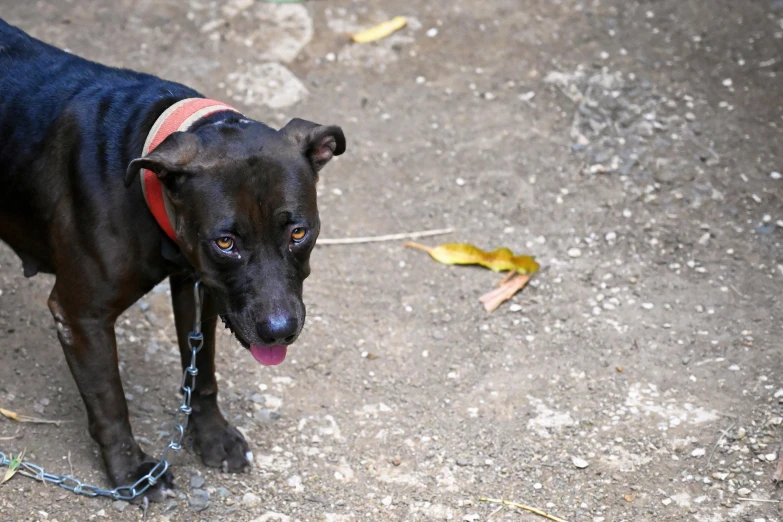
282, 118, 346, 174
124, 132, 200, 188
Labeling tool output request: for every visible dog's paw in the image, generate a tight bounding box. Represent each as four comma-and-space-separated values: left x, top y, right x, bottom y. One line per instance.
189, 418, 252, 473
107, 452, 175, 504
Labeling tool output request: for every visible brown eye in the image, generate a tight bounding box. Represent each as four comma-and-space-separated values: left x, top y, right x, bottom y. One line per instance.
291, 228, 307, 242
216, 237, 234, 251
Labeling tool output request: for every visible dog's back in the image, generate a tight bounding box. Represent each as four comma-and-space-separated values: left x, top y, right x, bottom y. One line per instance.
0, 18, 198, 275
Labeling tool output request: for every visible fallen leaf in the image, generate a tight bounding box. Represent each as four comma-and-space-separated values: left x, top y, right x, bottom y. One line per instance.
351, 16, 407, 43
479, 274, 532, 312
1, 450, 25, 485
405, 242, 539, 274
0, 407, 63, 426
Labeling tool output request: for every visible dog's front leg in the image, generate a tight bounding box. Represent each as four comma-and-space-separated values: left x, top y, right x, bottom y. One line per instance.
170, 273, 251, 473
48, 287, 174, 501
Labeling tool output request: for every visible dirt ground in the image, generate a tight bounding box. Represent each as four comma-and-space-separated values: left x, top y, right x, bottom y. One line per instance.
1, 0, 782, 521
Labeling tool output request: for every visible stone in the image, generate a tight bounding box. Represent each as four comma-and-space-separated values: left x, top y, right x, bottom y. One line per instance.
572, 456, 589, 469
190, 475, 205, 489
243, 492, 261, 507
189, 489, 209, 512
227, 62, 308, 109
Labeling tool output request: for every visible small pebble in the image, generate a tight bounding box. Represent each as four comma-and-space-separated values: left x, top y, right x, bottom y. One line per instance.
509, 304, 523, 312
771, 171, 782, 180
426, 27, 438, 38
642, 303, 654, 310
112, 501, 129, 513
572, 457, 589, 469
242, 492, 260, 507
567, 247, 582, 258
189, 489, 209, 512
737, 487, 752, 496
190, 475, 205, 489
691, 448, 706, 457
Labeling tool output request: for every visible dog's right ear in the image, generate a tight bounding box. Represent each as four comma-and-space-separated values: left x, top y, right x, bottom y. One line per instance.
124, 132, 200, 188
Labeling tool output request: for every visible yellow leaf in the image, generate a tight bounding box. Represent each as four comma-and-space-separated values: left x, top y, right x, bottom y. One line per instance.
404, 242, 539, 274
351, 16, 408, 43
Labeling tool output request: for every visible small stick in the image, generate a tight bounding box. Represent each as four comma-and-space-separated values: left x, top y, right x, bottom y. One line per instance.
487, 505, 504, 520
706, 422, 735, 467
737, 497, 781, 503
480, 497, 569, 522
318, 228, 453, 245
68, 450, 73, 477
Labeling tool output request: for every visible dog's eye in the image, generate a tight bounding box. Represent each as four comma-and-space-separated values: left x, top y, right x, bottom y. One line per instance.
291, 228, 307, 243
216, 237, 234, 251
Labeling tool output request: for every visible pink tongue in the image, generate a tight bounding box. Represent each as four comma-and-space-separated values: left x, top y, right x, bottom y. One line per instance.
249, 345, 288, 366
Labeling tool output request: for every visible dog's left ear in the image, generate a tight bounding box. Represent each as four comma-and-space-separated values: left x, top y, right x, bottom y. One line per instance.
124, 132, 201, 188
282, 118, 346, 174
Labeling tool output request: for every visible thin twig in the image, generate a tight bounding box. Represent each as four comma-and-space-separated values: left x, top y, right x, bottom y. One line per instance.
487, 505, 504, 520
68, 450, 73, 477
480, 497, 569, 522
707, 422, 735, 467
317, 228, 453, 245
737, 498, 781, 503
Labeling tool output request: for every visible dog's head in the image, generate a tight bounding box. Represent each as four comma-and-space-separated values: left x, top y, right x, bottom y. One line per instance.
126, 116, 345, 365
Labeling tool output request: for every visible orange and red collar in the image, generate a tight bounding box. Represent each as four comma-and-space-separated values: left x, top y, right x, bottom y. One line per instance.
139, 98, 239, 242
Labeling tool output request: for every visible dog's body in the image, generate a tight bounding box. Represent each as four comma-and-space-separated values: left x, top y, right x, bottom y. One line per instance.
0, 19, 344, 500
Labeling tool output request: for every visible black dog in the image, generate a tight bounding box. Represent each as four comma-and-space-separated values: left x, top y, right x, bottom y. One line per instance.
0, 19, 344, 500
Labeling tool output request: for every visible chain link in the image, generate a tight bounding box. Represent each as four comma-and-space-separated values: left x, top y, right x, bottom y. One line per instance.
0, 281, 204, 501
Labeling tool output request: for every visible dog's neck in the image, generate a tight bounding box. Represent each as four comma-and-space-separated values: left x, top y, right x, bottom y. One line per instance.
140, 98, 240, 242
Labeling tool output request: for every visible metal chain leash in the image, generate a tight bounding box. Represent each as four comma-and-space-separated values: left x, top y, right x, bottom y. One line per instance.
0, 281, 204, 501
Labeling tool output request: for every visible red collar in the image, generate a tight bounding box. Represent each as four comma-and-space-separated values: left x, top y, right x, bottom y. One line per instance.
139, 98, 239, 242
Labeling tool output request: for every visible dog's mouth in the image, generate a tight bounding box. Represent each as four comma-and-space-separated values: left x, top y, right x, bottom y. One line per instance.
220, 314, 288, 366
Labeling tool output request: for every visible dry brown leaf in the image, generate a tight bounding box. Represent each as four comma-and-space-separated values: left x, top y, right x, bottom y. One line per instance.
479, 274, 532, 312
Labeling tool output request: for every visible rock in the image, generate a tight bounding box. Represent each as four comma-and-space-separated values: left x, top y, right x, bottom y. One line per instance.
217, 487, 231, 498
737, 487, 751, 496
772, 171, 782, 180
254, 4, 313, 63
572, 456, 589, 469
189, 489, 209, 512
112, 500, 129, 513
190, 475, 205, 489
567, 247, 582, 258
242, 492, 261, 507
691, 448, 706, 457
227, 62, 308, 109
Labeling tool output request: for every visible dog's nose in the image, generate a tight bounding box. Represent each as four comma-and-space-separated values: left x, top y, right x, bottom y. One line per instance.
256, 314, 298, 345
